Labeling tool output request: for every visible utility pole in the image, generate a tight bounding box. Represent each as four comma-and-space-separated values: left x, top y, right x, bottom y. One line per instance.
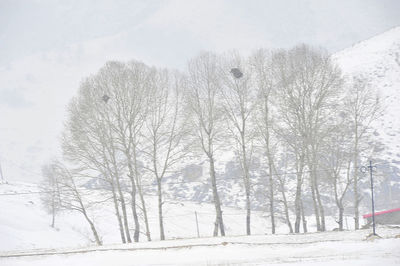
360, 160, 377, 235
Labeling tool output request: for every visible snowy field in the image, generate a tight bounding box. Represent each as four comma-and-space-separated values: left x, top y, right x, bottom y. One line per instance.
1, 182, 400, 265
1, 227, 400, 266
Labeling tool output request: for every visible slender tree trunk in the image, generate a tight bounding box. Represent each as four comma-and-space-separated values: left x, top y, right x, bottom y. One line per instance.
310, 176, 321, 231
268, 162, 275, 234
241, 136, 251, 236
315, 183, 325, 231
294, 181, 302, 233
133, 149, 151, 241
110, 179, 126, 243
75, 189, 102, 246
137, 182, 151, 241
129, 176, 140, 242
294, 151, 305, 233
213, 216, 219, 236
264, 99, 275, 234
353, 132, 360, 230
125, 151, 140, 242
307, 149, 321, 232
338, 206, 344, 231
333, 175, 343, 231
115, 175, 132, 243
209, 155, 225, 236
157, 178, 165, 240
81, 207, 102, 246
279, 179, 293, 233
51, 196, 56, 228
300, 198, 307, 233
245, 190, 251, 235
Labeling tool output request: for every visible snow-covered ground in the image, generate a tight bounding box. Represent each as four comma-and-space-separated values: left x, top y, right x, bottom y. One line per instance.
1, 227, 400, 265
0, 181, 279, 251
1, 181, 399, 265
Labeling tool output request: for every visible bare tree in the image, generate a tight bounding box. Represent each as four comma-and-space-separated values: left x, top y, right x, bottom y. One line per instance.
251, 49, 279, 234
105, 61, 153, 242
142, 69, 189, 240
52, 161, 103, 246
344, 75, 382, 230
273, 45, 342, 232
321, 108, 352, 231
219, 52, 258, 235
276, 150, 294, 233
185, 52, 225, 236
63, 71, 130, 244
40, 163, 61, 228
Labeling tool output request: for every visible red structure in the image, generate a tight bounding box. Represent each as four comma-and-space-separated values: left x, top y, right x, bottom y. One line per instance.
363, 207, 400, 225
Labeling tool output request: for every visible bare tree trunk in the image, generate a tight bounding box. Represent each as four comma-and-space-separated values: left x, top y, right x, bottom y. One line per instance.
110, 179, 126, 243
114, 174, 132, 243
294, 177, 302, 233
333, 174, 343, 231
294, 150, 305, 233
300, 198, 307, 233
310, 176, 321, 231
125, 149, 140, 242
246, 190, 251, 235
294, 160, 304, 234
81, 208, 102, 246
137, 181, 151, 241
72, 177, 102, 246
241, 137, 251, 236
209, 155, 225, 236
307, 149, 321, 232
279, 179, 293, 233
353, 133, 360, 230
133, 149, 151, 241
51, 196, 56, 228
129, 175, 140, 242
213, 216, 219, 236
268, 162, 275, 234
157, 179, 165, 240
262, 95, 276, 235
315, 180, 326, 231
338, 206, 344, 231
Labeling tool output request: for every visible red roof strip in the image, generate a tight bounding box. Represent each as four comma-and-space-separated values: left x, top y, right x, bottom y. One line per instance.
363, 207, 400, 218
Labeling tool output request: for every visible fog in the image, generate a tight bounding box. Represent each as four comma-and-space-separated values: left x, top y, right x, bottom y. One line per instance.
0, 0, 399, 182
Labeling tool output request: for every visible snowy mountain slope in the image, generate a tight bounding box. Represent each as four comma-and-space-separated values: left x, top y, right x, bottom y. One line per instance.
333, 26, 400, 208
333, 26, 400, 161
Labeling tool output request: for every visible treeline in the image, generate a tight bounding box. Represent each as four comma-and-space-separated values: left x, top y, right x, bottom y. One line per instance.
41, 45, 381, 245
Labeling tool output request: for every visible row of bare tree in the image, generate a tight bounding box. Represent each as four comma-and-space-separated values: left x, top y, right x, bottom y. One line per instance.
41, 44, 381, 245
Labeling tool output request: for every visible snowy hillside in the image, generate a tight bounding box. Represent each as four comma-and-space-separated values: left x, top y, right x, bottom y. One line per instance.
333, 26, 400, 209
334, 26, 400, 155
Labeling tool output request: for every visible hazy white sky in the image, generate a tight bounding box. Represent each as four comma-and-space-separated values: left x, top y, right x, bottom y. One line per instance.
0, 0, 399, 182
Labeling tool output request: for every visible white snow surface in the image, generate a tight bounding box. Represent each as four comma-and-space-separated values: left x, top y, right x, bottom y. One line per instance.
0, 181, 275, 251
1, 228, 400, 265
333, 26, 400, 166
1, 182, 400, 265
